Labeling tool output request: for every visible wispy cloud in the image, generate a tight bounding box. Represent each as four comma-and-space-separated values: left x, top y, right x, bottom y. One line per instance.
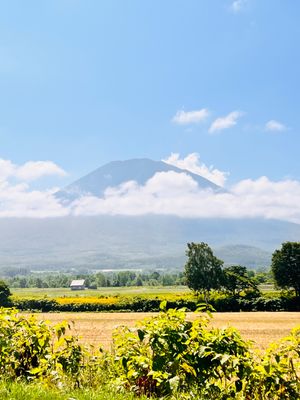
231, 0, 248, 13
172, 108, 209, 125
265, 120, 287, 132
163, 153, 228, 187
209, 111, 243, 133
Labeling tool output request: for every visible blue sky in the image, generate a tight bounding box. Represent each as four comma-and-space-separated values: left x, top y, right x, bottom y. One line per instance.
0, 0, 299, 185
0, 1, 300, 222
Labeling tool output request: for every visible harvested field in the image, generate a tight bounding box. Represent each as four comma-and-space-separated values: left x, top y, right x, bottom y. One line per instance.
36, 311, 300, 351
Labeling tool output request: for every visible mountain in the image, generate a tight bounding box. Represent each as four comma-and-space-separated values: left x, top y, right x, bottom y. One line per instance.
214, 245, 272, 269
0, 216, 299, 272
56, 158, 221, 202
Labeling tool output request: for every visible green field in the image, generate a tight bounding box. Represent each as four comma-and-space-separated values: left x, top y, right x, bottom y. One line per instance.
11, 285, 190, 299
11, 284, 278, 299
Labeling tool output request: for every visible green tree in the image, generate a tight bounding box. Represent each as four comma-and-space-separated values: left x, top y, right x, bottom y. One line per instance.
184, 242, 223, 302
0, 280, 11, 306
222, 265, 259, 296
271, 241, 300, 297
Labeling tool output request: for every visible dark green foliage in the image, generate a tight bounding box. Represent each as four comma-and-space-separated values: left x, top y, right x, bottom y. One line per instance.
0, 280, 11, 306
222, 265, 259, 296
184, 242, 223, 301
271, 242, 300, 297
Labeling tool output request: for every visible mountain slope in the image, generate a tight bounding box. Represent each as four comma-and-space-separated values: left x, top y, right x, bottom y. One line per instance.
0, 216, 299, 271
56, 158, 221, 201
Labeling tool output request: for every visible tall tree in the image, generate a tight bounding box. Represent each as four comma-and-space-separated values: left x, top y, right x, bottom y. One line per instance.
184, 242, 223, 302
0, 280, 11, 306
222, 265, 258, 296
271, 242, 300, 297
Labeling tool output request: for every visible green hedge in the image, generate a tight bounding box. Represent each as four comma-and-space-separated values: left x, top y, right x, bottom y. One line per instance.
13, 294, 300, 312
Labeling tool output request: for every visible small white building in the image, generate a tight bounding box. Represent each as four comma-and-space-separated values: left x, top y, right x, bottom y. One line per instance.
70, 279, 86, 291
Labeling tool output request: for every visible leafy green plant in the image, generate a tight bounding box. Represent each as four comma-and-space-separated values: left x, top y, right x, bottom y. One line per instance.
0, 309, 92, 386
112, 303, 300, 398
248, 326, 300, 399
112, 302, 254, 397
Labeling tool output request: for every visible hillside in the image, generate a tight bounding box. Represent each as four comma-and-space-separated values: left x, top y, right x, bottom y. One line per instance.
0, 216, 299, 271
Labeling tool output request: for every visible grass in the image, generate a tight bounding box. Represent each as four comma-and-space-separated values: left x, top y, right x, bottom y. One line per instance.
0, 381, 146, 400
11, 284, 278, 300
34, 311, 300, 351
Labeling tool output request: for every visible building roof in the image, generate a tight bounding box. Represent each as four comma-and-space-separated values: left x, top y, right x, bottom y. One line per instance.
70, 279, 85, 287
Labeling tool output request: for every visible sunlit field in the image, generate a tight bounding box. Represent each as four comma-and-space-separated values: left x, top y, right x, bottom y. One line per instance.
34, 311, 300, 351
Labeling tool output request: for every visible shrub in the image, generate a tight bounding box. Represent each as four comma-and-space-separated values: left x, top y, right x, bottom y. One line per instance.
111, 303, 300, 398
0, 308, 90, 384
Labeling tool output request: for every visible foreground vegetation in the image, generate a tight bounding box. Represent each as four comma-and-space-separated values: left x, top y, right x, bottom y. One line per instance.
0, 306, 299, 399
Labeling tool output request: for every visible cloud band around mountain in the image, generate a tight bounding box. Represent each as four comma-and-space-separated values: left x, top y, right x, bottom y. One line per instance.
0, 155, 299, 224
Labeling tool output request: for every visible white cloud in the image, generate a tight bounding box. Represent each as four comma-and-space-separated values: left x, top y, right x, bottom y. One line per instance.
0, 157, 68, 217
231, 0, 248, 13
172, 108, 209, 125
70, 173, 300, 224
0, 159, 16, 181
265, 120, 287, 132
0, 158, 67, 181
15, 161, 67, 181
0, 181, 68, 218
0, 157, 300, 225
209, 111, 243, 133
163, 153, 228, 187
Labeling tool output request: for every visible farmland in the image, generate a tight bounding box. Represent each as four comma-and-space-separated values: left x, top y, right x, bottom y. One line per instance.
32, 311, 300, 351
11, 285, 190, 299
12, 286, 300, 350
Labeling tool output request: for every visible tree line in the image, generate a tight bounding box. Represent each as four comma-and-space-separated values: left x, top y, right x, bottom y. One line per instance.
2, 268, 272, 290
3, 270, 186, 289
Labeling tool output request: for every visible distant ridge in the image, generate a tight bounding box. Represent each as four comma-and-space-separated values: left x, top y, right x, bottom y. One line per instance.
0, 216, 299, 271
56, 158, 221, 202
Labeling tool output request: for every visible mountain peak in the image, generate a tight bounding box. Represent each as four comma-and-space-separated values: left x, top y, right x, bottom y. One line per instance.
56, 158, 221, 202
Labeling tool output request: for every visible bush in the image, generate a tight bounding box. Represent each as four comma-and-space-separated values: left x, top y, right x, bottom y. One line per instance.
112, 303, 300, 398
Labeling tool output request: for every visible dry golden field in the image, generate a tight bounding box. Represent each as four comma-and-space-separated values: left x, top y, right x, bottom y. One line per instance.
36, 311, 300, 351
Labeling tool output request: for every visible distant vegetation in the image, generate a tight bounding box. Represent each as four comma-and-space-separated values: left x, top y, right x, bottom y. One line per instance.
5, 270, 186, 289
0, 241, 298, 313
